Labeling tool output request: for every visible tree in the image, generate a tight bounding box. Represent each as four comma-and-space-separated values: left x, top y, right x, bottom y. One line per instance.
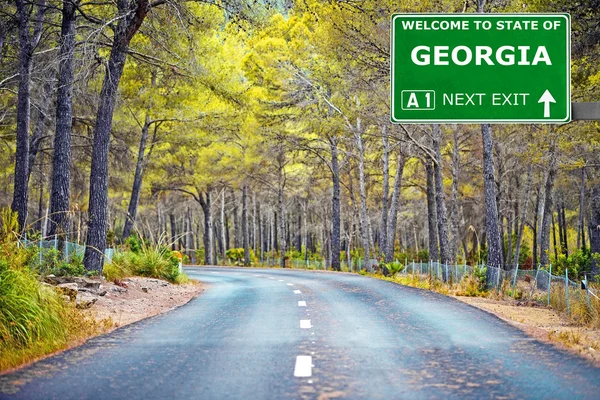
12, 0, 47, 230
48, 0, 78, 238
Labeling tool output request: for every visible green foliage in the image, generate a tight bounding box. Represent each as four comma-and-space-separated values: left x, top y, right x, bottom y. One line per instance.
105, 246, 184, 283
0, 210, 104, 371
382, 261, 404, 277
393, 250, 429, 263
124, 234, 143, 254
552, 247, 593, 279
31, 248, 86, 277
226, 248, 256, 266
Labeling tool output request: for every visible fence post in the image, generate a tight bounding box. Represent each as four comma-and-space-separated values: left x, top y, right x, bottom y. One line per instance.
565, 268, 570, 316
547, 264, 552, 306
65, 235, 69, 263
39, 235, 43, 266
512, 264, 519, 298
496, 266, 500, 289
54, 234, 58, 251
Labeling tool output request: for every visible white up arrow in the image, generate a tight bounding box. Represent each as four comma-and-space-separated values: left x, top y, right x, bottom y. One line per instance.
538, 90, 556, 118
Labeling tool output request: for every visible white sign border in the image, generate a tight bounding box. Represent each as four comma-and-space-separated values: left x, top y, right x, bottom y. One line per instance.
390, 13, 571, 124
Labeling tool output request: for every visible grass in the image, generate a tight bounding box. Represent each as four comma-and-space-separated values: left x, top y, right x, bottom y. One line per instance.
0, 209, 110, 372
103, 245, 187, 284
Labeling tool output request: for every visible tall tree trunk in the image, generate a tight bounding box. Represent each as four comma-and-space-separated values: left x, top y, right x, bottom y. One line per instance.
589, 174, 600, 277
540, 146, 558, 267
560, 200, 568, 256
449, 128, 460, 262
220, 190, 227, 259
505, 179, 514, 265
242, 183, 250, 266
187, 208, 196, 264
296, 209, 302, 251
578, 168, 586, 249
481, 123, 504, 273
122, 116, 150, 239
170, 213, 176, 250
432, 124, 452, 268
12, 0, 46, 230
552, 213, 559, 261
513, 164, 533, 267
277, 148, 286, 267
425, 160, 439, 261
355, 124, 370, 271
331, 138, 341, 271
385, 149, 407, 262
199, 190, 213, 265
84, 0, 151, 272
381, 126, 390, 259
48, 0, 77, 238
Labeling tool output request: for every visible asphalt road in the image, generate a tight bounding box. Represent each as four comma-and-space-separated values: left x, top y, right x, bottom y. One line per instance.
1, 267, 599, 399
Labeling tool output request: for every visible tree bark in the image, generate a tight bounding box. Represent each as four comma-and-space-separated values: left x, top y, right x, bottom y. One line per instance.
432, 124, 452, 268
220, 190, 227, 258
122, 116, 151, 239
589, 175, 600, 277
513, 164, 533, 267
242, 183, 250, 266
381, 126, 389, 259
578, 168, 586, 249
84, 0, 151, 272
385, 149, 406, 262
198, 190, 213, 265
540, 146, 558, 267
277, 148, 286, 267
48, 0, 77, 238
425, 160, 439, 261
12, 0, 46, 230
355, 123, 371, 271
170, 213, 176, 250
481, 123, 504, 272
449, 128, 460, 262
331, 137, 341, 271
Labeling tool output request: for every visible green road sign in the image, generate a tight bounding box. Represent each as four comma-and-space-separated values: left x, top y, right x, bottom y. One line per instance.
390, 14, 571, 124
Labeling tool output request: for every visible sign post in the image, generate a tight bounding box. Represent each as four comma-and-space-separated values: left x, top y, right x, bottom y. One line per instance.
391, 14, 570, 123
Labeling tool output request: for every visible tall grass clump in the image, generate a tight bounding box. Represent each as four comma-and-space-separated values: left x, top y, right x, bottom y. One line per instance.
104, 234, 185, 283
0, 210, 106, 371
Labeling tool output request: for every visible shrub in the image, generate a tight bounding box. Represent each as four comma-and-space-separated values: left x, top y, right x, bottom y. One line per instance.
104, 246, 183, 283
0, 209, 105, 371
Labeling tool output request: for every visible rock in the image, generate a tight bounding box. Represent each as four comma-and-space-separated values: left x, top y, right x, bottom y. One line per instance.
141, 287, 149, 293
111, 286, 127, 293
45, 275, 101, 290
114, 279, 128, 288
56, 283, 79, 301
76, 292, 98, 309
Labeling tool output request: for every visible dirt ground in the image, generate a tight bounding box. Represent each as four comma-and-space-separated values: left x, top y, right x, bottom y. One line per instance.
456, 296, 600, 365
92, 277, 204, 330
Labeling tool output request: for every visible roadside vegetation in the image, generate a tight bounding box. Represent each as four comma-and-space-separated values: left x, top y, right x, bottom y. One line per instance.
0, 211, 188, 372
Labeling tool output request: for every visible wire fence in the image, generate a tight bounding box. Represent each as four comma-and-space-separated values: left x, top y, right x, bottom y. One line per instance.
401, 260, 599, 318
224, 255, 599, 319
20, 235, 115, 264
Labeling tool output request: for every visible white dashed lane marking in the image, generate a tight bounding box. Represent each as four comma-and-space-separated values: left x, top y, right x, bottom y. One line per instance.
298, 301, 306, 307
294, 356, 312, 377
293, 290, 302, 294
300, 320, 312, 329
287, 283, 294, 286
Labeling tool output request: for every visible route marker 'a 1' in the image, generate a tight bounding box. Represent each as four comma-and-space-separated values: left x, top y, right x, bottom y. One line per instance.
390, 14, 571, 124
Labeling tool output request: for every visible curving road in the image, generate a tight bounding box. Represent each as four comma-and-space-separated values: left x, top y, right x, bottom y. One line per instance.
1, 267, 599, 399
